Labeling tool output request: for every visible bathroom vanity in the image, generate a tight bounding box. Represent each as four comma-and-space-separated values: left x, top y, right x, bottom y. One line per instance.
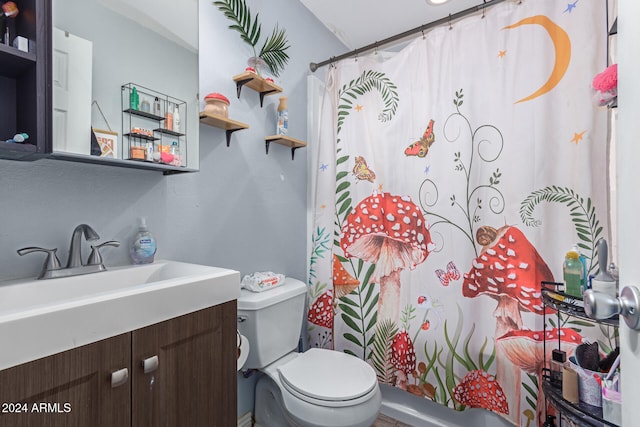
0, 261, 239, 426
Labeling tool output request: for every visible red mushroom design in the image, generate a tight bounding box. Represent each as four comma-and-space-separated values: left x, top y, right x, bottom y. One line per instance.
453, 370, 509, 415
462, 225, 554, 424
390, 330, 417, 389
497, 328, 582, 373
307, 290, 333, 329
340, 192, 433, 322
497, 327, 583, 423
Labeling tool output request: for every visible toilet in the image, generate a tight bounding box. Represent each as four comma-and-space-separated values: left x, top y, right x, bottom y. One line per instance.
237, 277, 381, 427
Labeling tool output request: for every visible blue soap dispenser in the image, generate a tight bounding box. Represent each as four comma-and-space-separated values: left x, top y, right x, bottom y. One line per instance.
130, 217, 157, 264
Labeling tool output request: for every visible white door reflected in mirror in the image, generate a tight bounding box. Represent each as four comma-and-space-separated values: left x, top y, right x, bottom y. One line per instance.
52, 28, 92, 155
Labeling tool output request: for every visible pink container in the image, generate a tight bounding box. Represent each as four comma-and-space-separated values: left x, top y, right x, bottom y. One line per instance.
204, 93, 230, 118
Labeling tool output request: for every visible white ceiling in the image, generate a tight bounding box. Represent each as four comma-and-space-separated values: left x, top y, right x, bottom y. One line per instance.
298, 0, 493, 51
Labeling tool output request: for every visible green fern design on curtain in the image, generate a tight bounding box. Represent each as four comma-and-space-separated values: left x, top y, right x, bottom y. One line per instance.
337, 258, 378, 360
370, 318, 398, 384
309, 226, 330, 285
519, 186, 603, 273
337, 70, 399, 135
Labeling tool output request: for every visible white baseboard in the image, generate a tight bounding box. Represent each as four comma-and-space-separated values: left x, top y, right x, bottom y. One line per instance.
238, 412, 252, 427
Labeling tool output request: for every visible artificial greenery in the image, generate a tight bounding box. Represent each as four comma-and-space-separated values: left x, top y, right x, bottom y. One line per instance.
213, 0, 290, 77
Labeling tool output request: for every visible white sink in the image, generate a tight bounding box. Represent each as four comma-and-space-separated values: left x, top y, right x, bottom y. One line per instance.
0, 260, 240, 370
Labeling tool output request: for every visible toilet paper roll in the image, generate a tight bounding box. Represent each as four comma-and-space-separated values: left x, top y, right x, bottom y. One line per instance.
237, 330, 250, 371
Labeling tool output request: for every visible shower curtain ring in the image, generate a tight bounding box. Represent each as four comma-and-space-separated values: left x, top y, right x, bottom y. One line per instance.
449, 14, 453, 30
482, 0, 486, 18
422, 29, 425, 39
374, 42, 378, 55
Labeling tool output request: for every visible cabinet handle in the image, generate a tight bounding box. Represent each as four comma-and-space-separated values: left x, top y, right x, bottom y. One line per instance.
111, 368, 129, 388
142, 355, 159, 374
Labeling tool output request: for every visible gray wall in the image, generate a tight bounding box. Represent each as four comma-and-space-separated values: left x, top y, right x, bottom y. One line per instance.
0, 0, 345, 420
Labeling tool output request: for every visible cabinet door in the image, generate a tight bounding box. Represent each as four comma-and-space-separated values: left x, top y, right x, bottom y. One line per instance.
132, 301, 237, 427
0, 332, 131, 427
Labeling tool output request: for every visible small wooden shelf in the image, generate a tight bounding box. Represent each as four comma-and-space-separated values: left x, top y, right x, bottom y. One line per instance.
232, 72, 282, 107
199, 112, 249, 146
264, 135, 307, 160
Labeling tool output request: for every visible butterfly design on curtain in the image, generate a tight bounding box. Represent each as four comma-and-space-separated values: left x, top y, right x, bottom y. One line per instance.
353, 156, 376, 183
435, 261, 461, 286
405, 119, 435, 158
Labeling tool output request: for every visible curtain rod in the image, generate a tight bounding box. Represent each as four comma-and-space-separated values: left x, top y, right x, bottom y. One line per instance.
309, 0, 509, 72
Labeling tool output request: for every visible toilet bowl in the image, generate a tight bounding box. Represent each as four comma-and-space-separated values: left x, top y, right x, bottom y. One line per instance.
237, 278, 381, 427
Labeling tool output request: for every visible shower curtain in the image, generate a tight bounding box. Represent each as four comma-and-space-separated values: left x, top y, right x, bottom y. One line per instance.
307, 1, 613, 426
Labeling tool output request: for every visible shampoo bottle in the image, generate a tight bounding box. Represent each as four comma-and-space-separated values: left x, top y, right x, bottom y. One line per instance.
563, 249, 583, 297
277, 96, 288, 135
130, 217, 157, 264
173, 104, 181, 133
165, 103, 174, 131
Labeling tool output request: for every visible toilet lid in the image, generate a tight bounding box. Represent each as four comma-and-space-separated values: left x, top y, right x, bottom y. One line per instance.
277, 348, 377, 402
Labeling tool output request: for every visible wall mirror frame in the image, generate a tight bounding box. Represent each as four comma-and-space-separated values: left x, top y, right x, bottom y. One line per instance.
49, 0, 199, 174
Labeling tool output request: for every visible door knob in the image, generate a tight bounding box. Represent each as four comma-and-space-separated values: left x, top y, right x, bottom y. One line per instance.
584, 285, 640, 329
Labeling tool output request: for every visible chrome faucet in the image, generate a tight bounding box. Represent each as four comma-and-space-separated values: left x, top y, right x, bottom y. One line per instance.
17, 224, 120, 279
66, 224, 100, 268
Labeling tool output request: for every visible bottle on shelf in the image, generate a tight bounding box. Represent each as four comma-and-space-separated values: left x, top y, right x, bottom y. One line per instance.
153, 97, 161, 116
173, 103, 181, 133
130, 86, 139, 110
571, 244, 588, 293
170, 141, 181, 166
563, 249, 583, 297
165, 103, 174, 131
277, 96, 288, 135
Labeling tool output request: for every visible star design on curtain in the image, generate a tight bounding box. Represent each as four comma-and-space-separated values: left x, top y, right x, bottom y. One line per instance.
570, 130, 586, 144
564, 1, 579, 14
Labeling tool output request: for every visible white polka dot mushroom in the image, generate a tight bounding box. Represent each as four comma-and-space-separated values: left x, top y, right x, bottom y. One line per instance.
461, 225, 555, 425
453, 369, 509, 415
340, 192, 433, 322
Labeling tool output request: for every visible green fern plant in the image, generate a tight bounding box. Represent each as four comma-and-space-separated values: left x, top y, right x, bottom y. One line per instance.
213, 0, 290, 77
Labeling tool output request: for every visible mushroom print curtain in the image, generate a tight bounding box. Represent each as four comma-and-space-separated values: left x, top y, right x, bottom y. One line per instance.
307, 1, 615, 426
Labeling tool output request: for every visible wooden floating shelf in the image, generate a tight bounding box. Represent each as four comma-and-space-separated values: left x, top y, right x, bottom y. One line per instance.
264, 135, 307, 160
232, 72, 283, 107
199, 112, 249, 146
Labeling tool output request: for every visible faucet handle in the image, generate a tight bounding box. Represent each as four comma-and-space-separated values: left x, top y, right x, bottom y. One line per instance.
88, 240, 121, 266
17, 247, 62, 278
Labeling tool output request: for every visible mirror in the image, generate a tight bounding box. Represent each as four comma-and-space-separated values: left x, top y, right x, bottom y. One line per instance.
51, 0, 199, 171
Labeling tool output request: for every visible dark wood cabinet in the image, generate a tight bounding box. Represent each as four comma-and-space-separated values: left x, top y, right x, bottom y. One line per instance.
0, 0, 51, 160
132, 300, 237, 427
0, 302, 237, 426
0, 332, 131, 427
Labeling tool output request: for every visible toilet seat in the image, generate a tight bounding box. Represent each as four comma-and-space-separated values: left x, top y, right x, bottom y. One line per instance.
277, 348, 378, 407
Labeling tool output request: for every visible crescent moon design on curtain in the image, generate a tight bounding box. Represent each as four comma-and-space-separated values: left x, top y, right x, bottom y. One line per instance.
503, 15, 571, 104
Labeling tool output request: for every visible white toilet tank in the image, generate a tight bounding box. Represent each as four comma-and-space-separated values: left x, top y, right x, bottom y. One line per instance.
237, 277, 307, 370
